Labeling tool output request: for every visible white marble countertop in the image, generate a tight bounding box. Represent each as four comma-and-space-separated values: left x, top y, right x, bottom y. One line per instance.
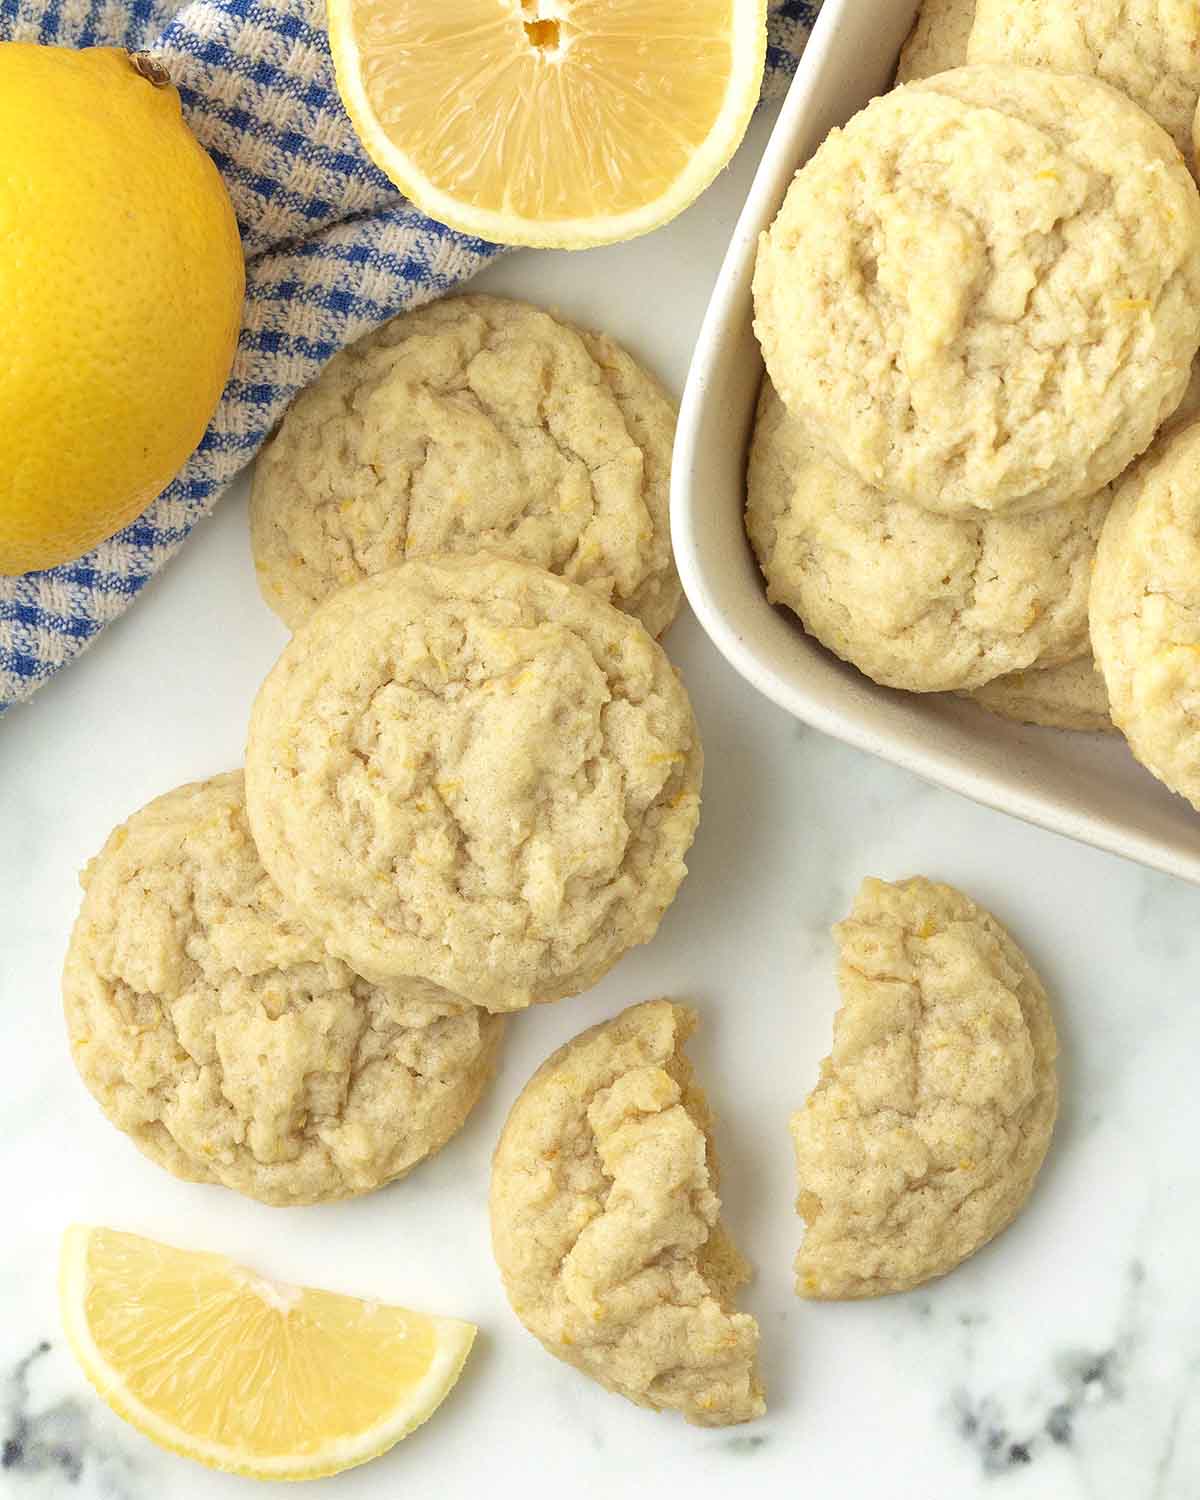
5, 105, 1200, 1500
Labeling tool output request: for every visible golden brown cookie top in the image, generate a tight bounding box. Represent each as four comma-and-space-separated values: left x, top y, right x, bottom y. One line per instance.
1089, 419, 1200, 809
966, 654, 1114, 733
490, 1000, 763, 1426
245, 554, 702, 1010
250, 294, 680, 637
754, 65, 1200, 515
968, 0, 1200, 171
896, 0, 975, 82
64, 772, 503, 1205
746, 379, 1108, 692
791, 877, 1058, 1298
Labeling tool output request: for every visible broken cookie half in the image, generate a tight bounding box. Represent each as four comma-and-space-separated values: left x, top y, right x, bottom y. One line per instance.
792, 877, 1058, 1299
489, 999, 763, 1425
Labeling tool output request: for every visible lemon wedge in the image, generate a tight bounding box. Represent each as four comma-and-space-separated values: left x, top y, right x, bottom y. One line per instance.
327, 0, 768, 248
60, 1226, 475, 1480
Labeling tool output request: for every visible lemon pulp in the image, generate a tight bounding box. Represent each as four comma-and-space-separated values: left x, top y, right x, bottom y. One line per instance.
60, 1226, 475, 1480
328, 0, 768, 247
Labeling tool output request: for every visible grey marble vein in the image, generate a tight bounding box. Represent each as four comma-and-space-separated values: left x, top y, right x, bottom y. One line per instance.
1, 1341, 143, 1498
949, 1262, 1147, 1479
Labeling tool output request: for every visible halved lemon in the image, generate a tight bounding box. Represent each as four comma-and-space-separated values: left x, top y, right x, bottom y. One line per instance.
327, 0, 769, 248
60, 1226, 476, 1480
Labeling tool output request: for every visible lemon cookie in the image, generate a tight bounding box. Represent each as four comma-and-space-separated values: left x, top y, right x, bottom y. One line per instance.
967, 0, 1200, 171
1090, 420, 1200, 808
967, 654, 1114, 733
63, 773, 504, 1206
896, 0, 974, 81
250, 295, 681, 638
746, 379, 1108, 692
754, 65, 1200, 516
489, 999, 763, 1425
791, 877, 1058, 1299
245, 555, 702, 1012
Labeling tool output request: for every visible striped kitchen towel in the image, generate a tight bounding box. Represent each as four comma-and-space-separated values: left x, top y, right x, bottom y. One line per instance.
0, 0, 821, 714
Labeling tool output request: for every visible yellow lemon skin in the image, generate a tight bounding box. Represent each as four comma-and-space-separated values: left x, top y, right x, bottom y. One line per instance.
0, 44, 245, 575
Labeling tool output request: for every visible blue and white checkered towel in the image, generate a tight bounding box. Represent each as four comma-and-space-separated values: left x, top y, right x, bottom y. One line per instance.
0, 0, 819, 713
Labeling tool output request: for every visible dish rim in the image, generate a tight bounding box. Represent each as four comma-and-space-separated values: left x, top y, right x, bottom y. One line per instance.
669, 0, 1200, 885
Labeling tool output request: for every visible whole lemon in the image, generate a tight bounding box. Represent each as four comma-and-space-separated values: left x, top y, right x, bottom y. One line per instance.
0, 44, 245, 575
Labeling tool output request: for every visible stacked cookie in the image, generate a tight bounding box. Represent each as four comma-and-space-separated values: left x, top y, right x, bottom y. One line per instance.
748, 48, 1200, 802
900, 0, 1200, 178
64, 296, 702, 1206
244, 554, 700, 1013
249, 295, 681, 639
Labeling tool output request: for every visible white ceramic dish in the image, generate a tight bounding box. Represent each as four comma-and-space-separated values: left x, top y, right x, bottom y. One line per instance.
671, 0, 1200, 884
